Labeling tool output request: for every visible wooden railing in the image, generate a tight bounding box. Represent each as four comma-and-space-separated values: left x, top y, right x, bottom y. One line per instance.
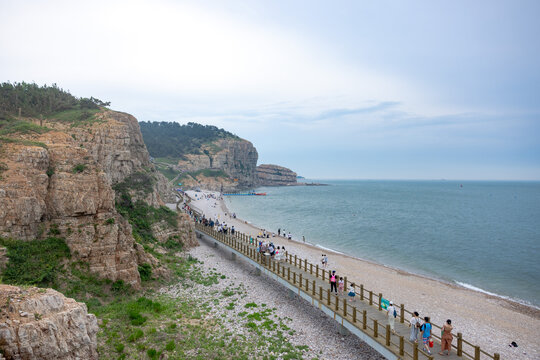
193, 222, 500, 360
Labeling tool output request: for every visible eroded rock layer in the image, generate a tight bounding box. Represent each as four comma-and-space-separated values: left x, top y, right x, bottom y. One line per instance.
0, 285, 98, 360
257, 164, 297, 186
0, 110, 188, 287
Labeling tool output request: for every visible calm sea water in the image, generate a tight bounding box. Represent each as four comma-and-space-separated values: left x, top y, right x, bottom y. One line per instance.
224, 180, 540, 308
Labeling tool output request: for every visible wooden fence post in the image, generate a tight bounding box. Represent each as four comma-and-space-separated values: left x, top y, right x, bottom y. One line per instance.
293, 272, 296, 285
312, 280, 316, 296
316, 264, 319, 278
343, 299, 347, 317
335, 295, 339, 311
386, 324, 391, 346
287, 267, 290, 281
400, 304, 404, 323
457, 333, 463, 356
474, 346, 480, 360
362, 310, 367, 329
378, 293, 382, 311
294, 254, 297, 267
319, 286, 323, 301
413, 342, 418, 360
374, 320, 378, 337
360, 284, 364, 300
353, 307, 357, 323
344, 276, 348, 290
299, 273, 302, 286
369, 291, 373, 306
399, 336, 404, 355
494, 353, 500, 360
327, 289, 331, 305
310, 263, 313, 274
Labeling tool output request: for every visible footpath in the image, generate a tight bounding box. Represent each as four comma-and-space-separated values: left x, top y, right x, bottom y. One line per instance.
194, 224, 500, 360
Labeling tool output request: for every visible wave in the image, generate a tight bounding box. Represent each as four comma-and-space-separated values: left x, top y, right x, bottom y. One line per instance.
455, 281, 540, 310
314, 244, 346, 255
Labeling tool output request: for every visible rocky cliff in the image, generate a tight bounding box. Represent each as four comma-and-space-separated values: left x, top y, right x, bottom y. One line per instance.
176, 138, 258, 190
0, 284, 98, 360
0, 110, 193, 288
257, 164, 297, 186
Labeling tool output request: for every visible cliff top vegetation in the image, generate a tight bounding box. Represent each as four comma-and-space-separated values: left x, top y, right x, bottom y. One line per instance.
140, 121, 238, 160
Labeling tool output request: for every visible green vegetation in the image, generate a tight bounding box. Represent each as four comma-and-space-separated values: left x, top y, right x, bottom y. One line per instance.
140, 121, 238, 160
0, 82, 109, 120
138, 264, 152, 281
0, 137, 48, 148
0, 237, 70, 287
0, 118, 50, 136
179, 168, 230, 181
72, 164, 86, 173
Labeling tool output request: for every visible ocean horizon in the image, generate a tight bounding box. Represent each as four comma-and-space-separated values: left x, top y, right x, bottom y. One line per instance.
224, 180, 540, 308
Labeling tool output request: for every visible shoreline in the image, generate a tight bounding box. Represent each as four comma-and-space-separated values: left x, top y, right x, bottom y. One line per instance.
220, 196, 540, 315
183, 190, 540, 359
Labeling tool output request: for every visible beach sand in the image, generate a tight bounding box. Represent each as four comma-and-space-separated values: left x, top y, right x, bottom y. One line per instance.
184, 190, 540, 359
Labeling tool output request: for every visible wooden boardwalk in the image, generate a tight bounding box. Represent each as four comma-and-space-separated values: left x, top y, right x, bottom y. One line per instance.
195, 224, 500, 360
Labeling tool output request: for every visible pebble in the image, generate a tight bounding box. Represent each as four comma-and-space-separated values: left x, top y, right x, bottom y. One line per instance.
161, 241, 386, 360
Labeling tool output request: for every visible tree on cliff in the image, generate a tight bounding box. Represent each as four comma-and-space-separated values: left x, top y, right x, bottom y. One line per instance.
139, 121, 238, 159
0, 82, 110, 120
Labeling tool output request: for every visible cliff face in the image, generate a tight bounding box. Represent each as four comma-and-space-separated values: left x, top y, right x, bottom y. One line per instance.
0, 285, 98, 360
257, 164, 297, 186
0, 110, 191, 288
176, 138, 258, 189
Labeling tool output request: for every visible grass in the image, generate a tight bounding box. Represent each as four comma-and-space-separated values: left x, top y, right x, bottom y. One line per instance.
0, 237, 71, 287
0, 136, 48, 148
115, 192, 177, 244
153, 157, 180, 165
178, 168, 230, 181
0, 118, 51, 136
45, 108, 101, 127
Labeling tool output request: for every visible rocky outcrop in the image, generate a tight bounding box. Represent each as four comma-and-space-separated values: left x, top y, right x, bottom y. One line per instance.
0, 285, 98, 360
0, 110, 194, 288
176, 138, 258, 189
257, 164, 297, 186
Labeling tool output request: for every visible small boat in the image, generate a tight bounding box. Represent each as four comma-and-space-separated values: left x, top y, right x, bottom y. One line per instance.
255, 192, 267, 196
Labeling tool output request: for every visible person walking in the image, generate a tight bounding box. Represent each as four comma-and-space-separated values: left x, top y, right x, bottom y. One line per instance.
409, 311, 421, 343
330, 270, 338, 294
338, 277, 344, 296
387, 301, 397, 334
420, 317, 433, 355
439, 319, 453, 356
348, 283, 356, 302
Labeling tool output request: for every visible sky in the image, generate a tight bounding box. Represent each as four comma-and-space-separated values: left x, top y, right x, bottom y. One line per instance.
1, 0, 539, 180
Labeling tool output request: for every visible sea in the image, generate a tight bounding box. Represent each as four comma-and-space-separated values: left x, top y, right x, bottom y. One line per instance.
224, 180, 540, 308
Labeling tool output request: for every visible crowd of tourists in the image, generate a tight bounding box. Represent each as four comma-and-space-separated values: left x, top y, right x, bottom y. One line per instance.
186, 198, 455, 357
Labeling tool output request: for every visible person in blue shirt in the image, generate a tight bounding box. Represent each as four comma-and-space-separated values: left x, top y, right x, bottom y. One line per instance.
420, 316, 433, 355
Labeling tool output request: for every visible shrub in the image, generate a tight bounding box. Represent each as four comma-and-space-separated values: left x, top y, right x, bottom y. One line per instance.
127, 329, 144, 342
105, 218, 115, 225
165, 340, 175, 351
46, 167, 54, 177
72, 164, 86, 173
111, 280, 130, 293
138, 264, 152, 281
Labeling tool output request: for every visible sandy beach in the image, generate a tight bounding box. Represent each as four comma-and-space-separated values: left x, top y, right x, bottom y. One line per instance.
183, 190, 540, 360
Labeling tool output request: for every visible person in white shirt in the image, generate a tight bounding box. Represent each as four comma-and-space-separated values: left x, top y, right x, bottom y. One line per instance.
409, 311, 421, 342
387, 301, 397, 334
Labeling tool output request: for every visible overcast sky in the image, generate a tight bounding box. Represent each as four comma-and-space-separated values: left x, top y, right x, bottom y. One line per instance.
1, 0, 539, 179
